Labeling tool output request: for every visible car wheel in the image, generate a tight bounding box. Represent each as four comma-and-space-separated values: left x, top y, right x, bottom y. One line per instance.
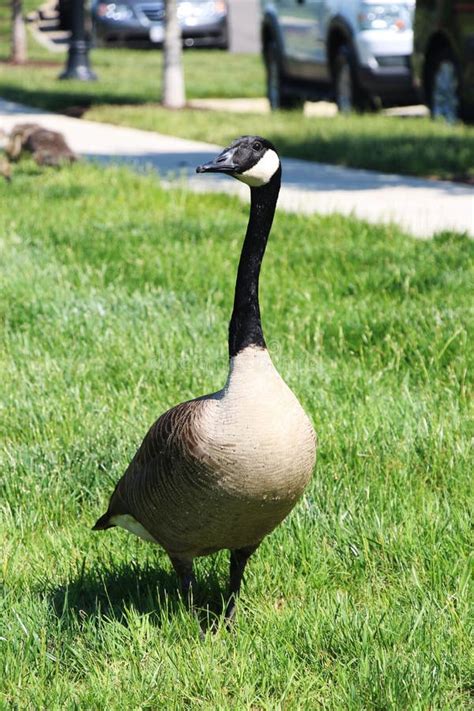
90, 21, 105, 48
428, 48, 460, 123
334, 45, 370, 113
216, 22, 229, 50
265, 41, 303, 111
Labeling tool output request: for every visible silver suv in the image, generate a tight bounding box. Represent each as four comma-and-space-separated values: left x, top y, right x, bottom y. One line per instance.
261, 0, 418, 111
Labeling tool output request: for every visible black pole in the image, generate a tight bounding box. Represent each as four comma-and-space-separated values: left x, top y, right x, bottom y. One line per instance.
59, 0, 97, 80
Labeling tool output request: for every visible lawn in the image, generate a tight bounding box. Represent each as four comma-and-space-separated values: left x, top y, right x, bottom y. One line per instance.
1, 47, 473, 181
1, 160, 472, 708
0, 46, 265, 104
0, 0, 42, 59
0, 4, 264, 102
88, 103, 474, 182
1, 13, 474, 182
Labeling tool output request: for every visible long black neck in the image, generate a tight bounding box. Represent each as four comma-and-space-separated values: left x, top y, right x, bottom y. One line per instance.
228, 167, 281, 358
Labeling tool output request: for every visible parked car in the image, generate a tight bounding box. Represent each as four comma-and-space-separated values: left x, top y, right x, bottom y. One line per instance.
261, 0, 418, 112
57, 0, 228, 48
413, 0, 474, 122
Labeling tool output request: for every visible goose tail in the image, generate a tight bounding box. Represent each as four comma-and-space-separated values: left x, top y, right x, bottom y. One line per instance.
92, 511, 114, 531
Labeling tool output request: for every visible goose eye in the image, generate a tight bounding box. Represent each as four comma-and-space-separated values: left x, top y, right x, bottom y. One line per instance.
252, 141, 262, 152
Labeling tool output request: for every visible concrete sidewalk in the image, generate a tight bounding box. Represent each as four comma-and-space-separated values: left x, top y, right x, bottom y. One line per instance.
188, 97, 429, 118
1, 98, 472, 238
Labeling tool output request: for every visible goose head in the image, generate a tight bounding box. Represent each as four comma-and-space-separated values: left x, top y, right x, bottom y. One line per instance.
196, 136, 280, 188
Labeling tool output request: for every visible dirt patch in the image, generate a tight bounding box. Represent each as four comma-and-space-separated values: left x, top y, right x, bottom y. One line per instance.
452, 174, 474, 186
427, 173, 474, 186
60, 104, 92, 118
0, 59, 61, 68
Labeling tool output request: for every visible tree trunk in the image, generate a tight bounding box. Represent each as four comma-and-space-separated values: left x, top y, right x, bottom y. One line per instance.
162, 0, 185, 108
11, 0, 27, 64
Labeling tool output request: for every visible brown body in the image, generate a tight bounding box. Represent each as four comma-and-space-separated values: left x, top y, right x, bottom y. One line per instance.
99, 347, 316, 560
6, 123, 77, 167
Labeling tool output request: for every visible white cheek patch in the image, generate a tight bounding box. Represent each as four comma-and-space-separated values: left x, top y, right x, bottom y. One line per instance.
236, 149, 280, 187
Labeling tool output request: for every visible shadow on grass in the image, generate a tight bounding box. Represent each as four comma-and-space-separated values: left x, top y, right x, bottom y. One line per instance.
88, 152, 472, 194
271, 133, 474, 182
0, 84, 145, 114
1, 74, 473, 181
48, 557, 227, 631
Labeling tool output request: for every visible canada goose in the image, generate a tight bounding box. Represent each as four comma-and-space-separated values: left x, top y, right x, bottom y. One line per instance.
6, 123, 77, 167
93, 136, 316, 623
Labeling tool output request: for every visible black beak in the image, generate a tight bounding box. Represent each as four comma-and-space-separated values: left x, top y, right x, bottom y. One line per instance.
196, 147, 238, 175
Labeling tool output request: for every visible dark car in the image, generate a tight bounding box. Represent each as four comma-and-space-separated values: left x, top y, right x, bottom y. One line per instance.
413, 0, 474, 122
58, 0, 228, 48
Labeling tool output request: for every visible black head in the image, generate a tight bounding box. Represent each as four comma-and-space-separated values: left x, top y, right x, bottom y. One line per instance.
196, 136, 280, 187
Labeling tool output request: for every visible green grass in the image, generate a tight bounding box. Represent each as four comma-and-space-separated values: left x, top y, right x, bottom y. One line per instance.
0, 3, 9, 52
1, 161, 473, 708
1, 9, 473, 182
0, 46, 265, 103
87, 103, 474, 182
1, 9, 473, 180
1, 44, 473, 180
0, 0, 46, 61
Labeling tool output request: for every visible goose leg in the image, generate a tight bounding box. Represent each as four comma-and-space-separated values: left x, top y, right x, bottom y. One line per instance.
225, 545, 258, 624
170, 556, 206, 638
170, 556, 196, 608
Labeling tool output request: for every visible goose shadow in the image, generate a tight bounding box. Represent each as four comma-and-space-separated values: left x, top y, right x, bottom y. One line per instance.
49, 557, 228, 632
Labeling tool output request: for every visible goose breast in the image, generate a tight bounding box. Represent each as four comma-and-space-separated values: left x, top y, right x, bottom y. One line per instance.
109, 348, 316, 558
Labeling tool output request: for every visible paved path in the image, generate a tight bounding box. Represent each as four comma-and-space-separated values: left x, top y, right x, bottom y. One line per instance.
1, 98, 472, 238
188, 97, 429, 118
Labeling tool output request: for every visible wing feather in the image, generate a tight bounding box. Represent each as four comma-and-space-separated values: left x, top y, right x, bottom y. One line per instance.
99, 398, 210, 528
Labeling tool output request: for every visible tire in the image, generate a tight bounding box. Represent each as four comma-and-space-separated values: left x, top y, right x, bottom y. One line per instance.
333, 45, 371, 113
427, 47, 461, 123
265, 41, 304, 111
215, 21, 229, 50
90, 22, 105, 48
